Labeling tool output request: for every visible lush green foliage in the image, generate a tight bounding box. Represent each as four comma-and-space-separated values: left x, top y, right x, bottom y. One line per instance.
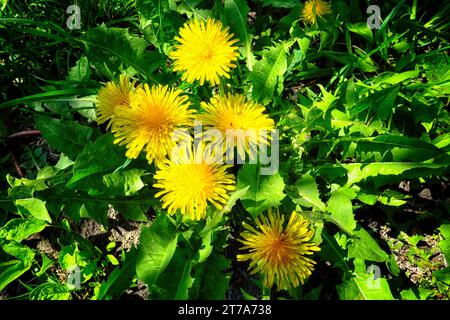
0, 0, 449, 300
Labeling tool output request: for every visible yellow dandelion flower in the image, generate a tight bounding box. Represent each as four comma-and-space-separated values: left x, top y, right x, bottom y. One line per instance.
238, 210, 321, 290
198, 93, 275, 160
302, 0, 332, 25
111, 84, 195, 164
96, 75, 139, 129
170, 18, 239, 86
153, 142, 235, 221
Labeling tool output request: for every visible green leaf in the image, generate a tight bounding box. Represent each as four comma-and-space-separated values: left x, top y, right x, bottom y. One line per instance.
223, 0, 255, 70
57, 243, 96, 286
0, 260, 32, 292
177, 5, 211, 20
261, 0, 300, 8
249, 43, 288, 104
68, 95, 97, 121
240, 288, 257, 300
2, 241, 35, 262
343, 162, 447, 187
106, 254, 120, 266
294, 174, 326, 211
348, 227, 389, 262
58, 243, 92, 271
35, 115, 95, 160
78, 200, 109, 226
433, 267, 450, 283
0, 217, 47, 242
347, 22, 373, 42
113, 202, 149, 222
319, 230, 350, 271
148, 245, 194, 300
84, 24, 161, 80
400, 288, 420, 300
43, 101, 72, 118
221, 186, 249, 213
327, 190, 356, 234
357, 192, 378, 205
196, 230, 213, 264
136, 214, 178, 286
136, 0, 173, 18
55, 154, 74, 170
355, 49, 379, 73
378, 189, 410, 206
15, 198, 52, 223
236, 164, 285, 218
439, 224, 450, 238
66, 133, 128, 195
35, 254, 53, 277
338, 259, 394, 300
55, 189, 155, 225
30, 283, 71, 300
350, 86, 399, 119
386, 254, 400, 276
196, 252, 231, 300
373, 70, 419, 86
344, 134, 445, 162
95, 248, 138, 300
438, 224, 450, 262
67, 56, 90, 82
102, 169, 146, 196
0, 88, 98, 110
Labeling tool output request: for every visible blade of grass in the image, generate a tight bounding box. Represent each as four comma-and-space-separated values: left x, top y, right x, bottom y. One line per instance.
0, 89, 98, 109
